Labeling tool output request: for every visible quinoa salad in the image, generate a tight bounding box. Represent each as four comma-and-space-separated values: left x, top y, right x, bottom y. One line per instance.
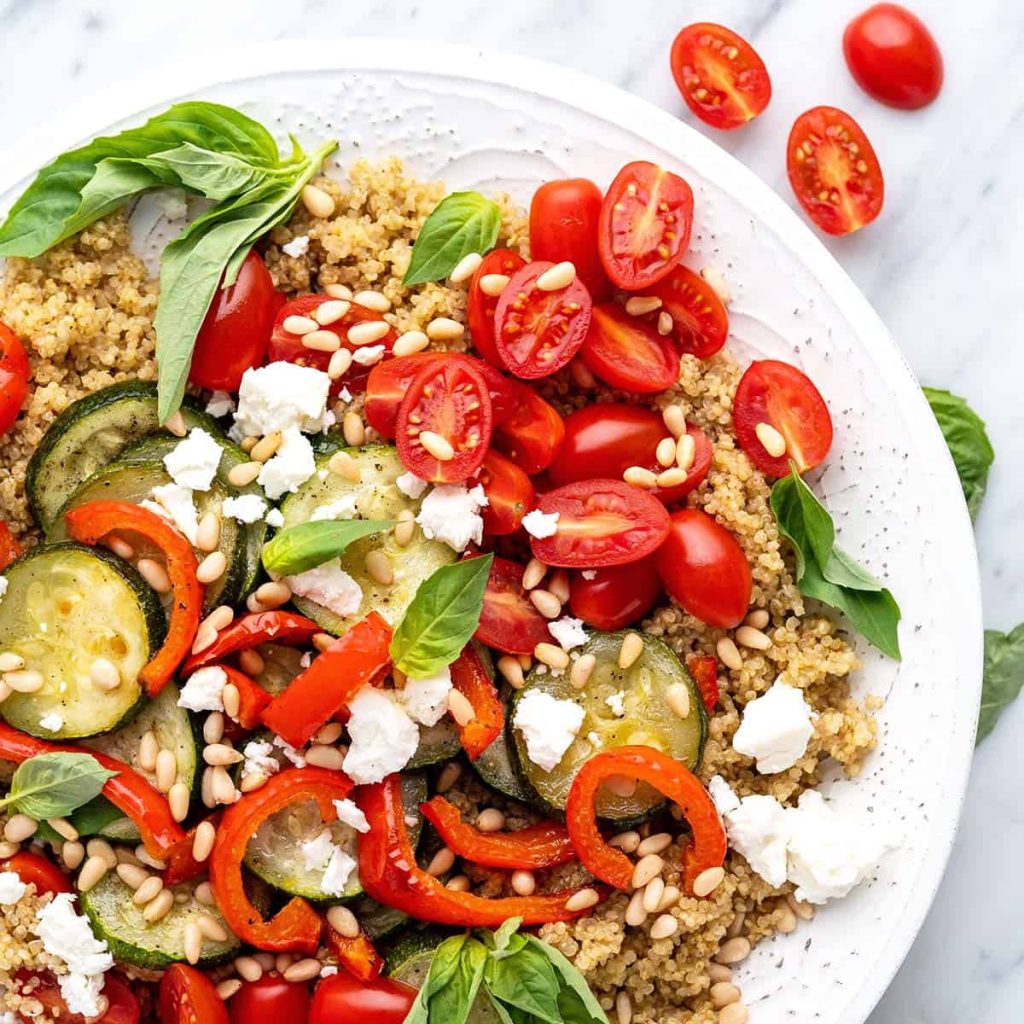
0, 101, 900, 1024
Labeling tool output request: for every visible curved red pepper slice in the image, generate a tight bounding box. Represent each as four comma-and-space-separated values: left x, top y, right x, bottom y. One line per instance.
324, 924, 384, 982
450, 645, 504, 760
219, 665, 271, 730
210, 768, 352, 954
686, 653, 719, 714
64, 500, 201, 695
357, 776, 598, 926
182, 610, 322, 676
420, 796, 575, 869
566, 746, 726, 894
0, 522, 22, 572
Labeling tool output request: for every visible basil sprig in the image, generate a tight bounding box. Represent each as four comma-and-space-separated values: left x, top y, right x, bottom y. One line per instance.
390, 554, 493, 677
403, 191, 501, 286
977, 624, 1024, 744
406, 920, 606, 1024
0, 101, 337, 424
771, 464, 901, 660
0, 753, 117, 820
923, 387, 994, 520
261, 519, 392, 577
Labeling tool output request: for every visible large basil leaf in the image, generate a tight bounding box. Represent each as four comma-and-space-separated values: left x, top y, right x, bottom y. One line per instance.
923, 387, 995, 520
403, 191, 502, 286
0, 753, 117, 820
261, 519, 392, 576
977, 624, 1024, 743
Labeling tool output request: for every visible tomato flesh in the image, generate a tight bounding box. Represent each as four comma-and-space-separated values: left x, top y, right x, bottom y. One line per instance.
491, 379, 565, 475
652, 265, 729, 359
581, 304, 680, 395
530, 479, 671, 568
467, 248, 527, 366
229, 975, 312, 1024
475, 557, 553, 656
310, 968, 416, 1024
569, 555, 663, 630
0, 321, 29, 437
657, 509, 751, 628
18, 971, 139, 1024
494, 261, 593, 379
395, 357, 493, 483
598, 161, 694, 290
787, 106, 884, 236
477, 449, 535, 535
733, 359, 833, 477
670, 22, 772, 129
1, 851, 72, 895
843, 4, 943, 109
0, 522, 22, 572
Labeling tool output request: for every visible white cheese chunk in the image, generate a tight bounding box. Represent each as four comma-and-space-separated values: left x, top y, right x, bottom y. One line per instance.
396, 472, 429, 499
39, 712, 63, 733
342, 686, 419, 785
605, 691, 626, 718
707, 774, 741, 817
398, 668, 453, 727
512, 690, 584, 773
265, 508, 285, 528
0, 871, 26, 905
300, 829, 336, 871
0, 576, 7, 605
285, 561, 363, 618
282, 234, 310, 258
522, 509, 559, 539
351, 344, 385, 366
233, 361, 333, 437
177, 666, 228, 713
722, 794, 792, 888
321, 847, 358, 897
163, 428, 223, 491
273, 735, 307, 767
205, 390, 235, 418
581, 570, 597, 580
415, 483, 488, 552
143, 483, 199, 545
258, 426, 317, 499
310, 495, 359, 522
548, 617, 588, 651
733, 680, 815, 774
241, 740, 280, 779
333, 798, 370, 834
221, 494, 268, 524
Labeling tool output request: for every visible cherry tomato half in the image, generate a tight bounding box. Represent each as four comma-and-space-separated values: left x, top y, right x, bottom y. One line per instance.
478, 450, 535, 535
529, 179, 611, 299
0, 321, 29, 437
733, 359, 833, 477
188, 251, 281, 392
581, 304, 680, 394
670, 23, 772, 130
0, 521, 23, 572
19, 971, 139, 1024
530, 479, 671, 569
657, 509, 751, 628
569, 555, 663, 631
269, 294, 396, 393
467, 248, 527, 366
396, 356, 493, 483
229, 974, 312, 1024
364, 352, 513, 437
652, 265, 729, 359
548, 404, 710, 505
475, 557, 554, 655
310, 968, 416, 1024
494, 261, 593, 379
491, 379, 565, 475
1, 851, 72, 896
598, 161, 694, 291
787, 107, 884, 236
844, 4, 943, 110
159, 965, 228, 1024
686, 652, 720, 713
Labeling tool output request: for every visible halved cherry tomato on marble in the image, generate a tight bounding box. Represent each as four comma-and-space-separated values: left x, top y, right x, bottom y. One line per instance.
364, 352, 513, 437
529, 179, 611, 299
670, 23, 772, 130
548, 404, 710, 505
491, 379, 565, 475
581, 304, 680, 394
530, 479, 671, 568
569, 554, 663, 630
0, 321, 29, 437
228, 974, 312, 1024
468, 248, 527, 366
0, 521, 23, 572
309, 970, 416, 1024
494, 261, 593, 379
657, 509, 751, 628
786, 106, 884, 236
20, 971, 139, 1024
1, 851, 72, 896
268, 294, 396, 392
478, 450, 535, 535
844, 4, 943, 110
475, 557, 553, 655
395, 356, 493, 483
652, 265, 729, 359
159, 964, 228, 1024
598, 161, 693, 291
733, 359, 833, 477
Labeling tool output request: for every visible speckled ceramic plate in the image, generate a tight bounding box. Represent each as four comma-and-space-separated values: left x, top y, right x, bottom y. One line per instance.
0, 39, 982, 1024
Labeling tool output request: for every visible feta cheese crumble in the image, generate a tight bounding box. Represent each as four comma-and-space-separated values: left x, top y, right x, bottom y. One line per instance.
351, 344, 386, 366
522, 509, 559, 539
265, 507, 285, 528
163, 427, 223, 491
39, 712, 64, 733
221, 494, 269, 523
273, 735, 307, 768
333, 798, 370, 833
310, 495, 359, 522
258, 426, 317, 499
241, 740, 280, 779
342, 686, 419, 784
321, 847, 358, 897
177, 666, 228, 713
415, 483, 488, 552
143, 482, 199, 544
0, 871, 26, 904
285, 561, 363, 618
300, 829, 336, 871
581, 570, 597, 581
732, 680, 815, 774
513, 690, 585, 773
398, 668, 453, 727
205, 390, 235, 418
547, 616, 588, 651
605, 691, 626, 718
721, 793, 792, 887
396, 472, 429, 499
282, 234, 310, 257
233, 361, 333, 437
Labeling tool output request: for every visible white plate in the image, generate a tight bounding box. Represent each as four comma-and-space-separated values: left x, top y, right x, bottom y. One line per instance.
0, 39, 982, 1024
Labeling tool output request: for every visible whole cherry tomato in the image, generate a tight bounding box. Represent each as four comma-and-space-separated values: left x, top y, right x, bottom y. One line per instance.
188, 251, 281, 391
309, 970, 416, 1024
0, 321, 29, 437
581, 304, 680, 395
1, 851, 72, 896
491, 379, 565, 475
657, 509, 752, 628
478, 450, 535, 535
843, 4, 943, 109
229, 974, 312, 1024
569, 555, 663, 630
159, 964, 228, 1024
475, 557, 553, 656
529, 179, 611, 299
0, 521, 23, 571
651, 265, 729, 359
467, 248, 527, 366
18, 971, 139, 1024
670, 23, 772, 129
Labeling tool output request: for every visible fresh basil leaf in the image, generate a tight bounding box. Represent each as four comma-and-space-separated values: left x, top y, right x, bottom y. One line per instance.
977, 624, 1024, 743
430, 938, 488, 1024
261, 519, 392, 576
68, 796, 128, 837
486, 945, 562, 1024
923, 387, 995, 520
390, 554, 494, 677
403, 191, 502, 286
140, 143, 272, 200
0, 753, 117, 819
488, 916, 525, 960
523, 937, 606, 1024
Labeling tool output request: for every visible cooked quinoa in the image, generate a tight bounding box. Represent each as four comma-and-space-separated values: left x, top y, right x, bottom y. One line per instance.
0, 157, 878, 1023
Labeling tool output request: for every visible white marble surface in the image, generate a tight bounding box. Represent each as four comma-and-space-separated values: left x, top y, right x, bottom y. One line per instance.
0, 1, 1020, 1021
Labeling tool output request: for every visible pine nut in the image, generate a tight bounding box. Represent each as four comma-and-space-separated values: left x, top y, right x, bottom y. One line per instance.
301, 330, 341, 353
479, 273, 510, 297
632, 854, 664, 889
202, 605, 234, 633
227, 461, 263, 487
135, 846, 166, 871
755, 422, 787, 458
314, 300, 351, 327
217, 980, 243, 1001
255, 952, 276, 972
656, 468, 689, 488
143, 888, 175, 923
450, 252, 483, 284
77, 856, 109, 893
662, 405, 686, 438
436, 762, 462, 794
623, 466, 658, 488
238, 650, 265, 677
419, 430, 454, 461
155, 750, 177, 793
255, 580, 291, 608
615, 991, 632, 1024
710, 982, 742, 1008
625, 888, 648, 927
107, 535, 135, 560
184, 921, 203, 965
240, 436, 258, 453
324, 283, 354, 300
609, 830, 641, 853
444, 875, 470, 894
570, 359, 597, 388
193, 821, 216, 862
529, 589, 562, 619
164, 411, 187, 437
234, 955, 264, 983
548, 570, 571, 604
284, 314, 319, 335
222, 683, 241, 719
656, 437, 677, 467
191, 623, 218, 655
618, 632, 644, 669
313, 722, 344, 745
313, 633, 335, 652
393, 330, 430, 357
169, 783, 190, 822
643, 876, 665, 914
61, 841, 85, 870
786, 893, 815, 920
570, 653, 596, 690
394, 509, 416, 547
211, 767, 237, 805
665, 682, 691, 719
650, 914, 678, 940
136, 557, 171, 594
476, 808, 506, 833
0, 680, 10, 703
0, 652, 24, 673
325, 451, 359, 483
305, 745, 345, 770
657, 885, 681, 912
425, 317, 465, 342
196, 915, 229, 942
327, 348, 353, 381
5, 670, 44, 694
347, 321, 390, 347
522, 558, 547, 590
707, 963, 733, 984
86, 839, 116, 869
197, 551, 227, 584
565, 887, 600, 912
251, 432, 284, 463
625, 296, 662, 316
48, 817, 78, 842
511, 869, 536, 896
657, 311, 674, 335
365, 550, 394, 586
327, 904, 360, 938
427, 847, 456, 877
693, 866, 725, 897
301, 184, 335, 219
497, 655, 525, 689
637, 833, 673, 858
719, 1005, 749, 1024
714, 937, 751, 965
285, 958, 323, 983
342, 411, 365, 446
353, 290, 390, 312
735, 625, 771, 651
116, 863, 150, 890
675, 434, 696, 471
536, 261, 576, 291
240, 772, 268, 793
115, 847, 144, 867
448, 689, 476, 727
133, 876, 164, 906
777, 906, 797, 933
534, 643, 570, 670
716, 638, 743, 671
89, 657, 120, 691
745, 609, 770, 630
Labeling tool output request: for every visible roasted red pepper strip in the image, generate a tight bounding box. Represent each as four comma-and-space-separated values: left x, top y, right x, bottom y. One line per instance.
0, 522, 22, 571
566, 746, 726, 894
420, 796, 575, 869
210, 768, 352, 954
182, 610, 322, 675
324, 924, 384, 982
260, 613, 393, 748
64, 500, 201, 695
450, 645, 504, 759
686, 653, 719, 714
0, 721, 188, 863
357, 776, 598, 926
218, 664, 271, 730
